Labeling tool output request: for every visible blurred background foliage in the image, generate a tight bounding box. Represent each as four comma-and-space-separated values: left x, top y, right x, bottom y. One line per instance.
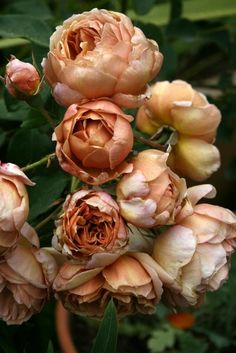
0, 0, 236, 352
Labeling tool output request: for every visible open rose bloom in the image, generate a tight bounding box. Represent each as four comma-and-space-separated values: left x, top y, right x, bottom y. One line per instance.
42, 8, 163, 108
0, 163, 35, 256
136, 80, 221, 181
0, 245, 57, 325
116, 149, 191, 228
53, 253, 173, 318
53, 190, 129, 267
53, 99, 133, 185
153, 204, 236, 307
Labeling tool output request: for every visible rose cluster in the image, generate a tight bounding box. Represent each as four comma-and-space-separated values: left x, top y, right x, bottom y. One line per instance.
2, 8, 236, 325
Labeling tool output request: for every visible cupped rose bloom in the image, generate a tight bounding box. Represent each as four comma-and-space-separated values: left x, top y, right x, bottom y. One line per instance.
0, 245, 58, 325
116, 149, 190, 228
53, 100, 133, 185
53, 190, 129, 267
0, 162, 34, 255
153, 204, 236, 307
5, 56, 40, 99
136, 80, 221, 181
53, 253, 173, 318
42, 8, 163, 108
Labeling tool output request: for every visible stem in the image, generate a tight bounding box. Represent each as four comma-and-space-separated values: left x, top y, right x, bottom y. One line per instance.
40, 107, 56, 128
21, 153, 56, 172
134, 134, 167, 152
70, 176, 80, 193
35, 204, 63, 231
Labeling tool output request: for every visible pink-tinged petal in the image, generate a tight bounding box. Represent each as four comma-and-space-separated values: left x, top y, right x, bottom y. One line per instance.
196, 243, 227, 281
180, 252, 202, 305
0, 162, 35, 186
153, 225, 197, 279
20, 222, 40, 248
169, 136, 221, 181
133, 149, 169, 181
53, 263, 103, 291
34, 249, 58, 285
208, 264, 229, 291
119, 198, 157, 228
116, 170, 149, 199
194, 204, 236, 225
5, 246, 45, 288
112, 86, 151, 108
53, 83, 85, 107
85, 252, 124, 269
187, 184, 216, 206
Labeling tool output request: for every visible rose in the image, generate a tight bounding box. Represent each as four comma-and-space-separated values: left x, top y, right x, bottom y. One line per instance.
5, 56, 40, 99
42, 8, 163, 108
53, 253, 170, 318
0, 162, 34, 255
0, 245, 57, 325
53, 190, 129, 267
136, 80, 221, 181
53, 99, 133, 185
116, 149, 190, 228
153, 204, 236, 307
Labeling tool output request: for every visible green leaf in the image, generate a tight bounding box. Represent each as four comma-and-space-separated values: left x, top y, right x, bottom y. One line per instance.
28, 166, 69, 221
0, 15, 51, 47
132, 0, 156, 15
178, 331, 208, 353
147, 325, 176, 353
91, 299, 118, 353
128, 0, 236, 26
7, 128, 53, 166
5, 0, 52, 20
0, 37, 29, 49
0, 97, 30, 122
47, 341, 55, 353
0, 128, 6, 148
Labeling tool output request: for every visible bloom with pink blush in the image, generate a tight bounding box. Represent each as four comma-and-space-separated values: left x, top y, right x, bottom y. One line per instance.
53, 253, 168, 318
116, 149, 188, 228
42, 9, 163, 108
153, 204, 236, 307
0, 245, 57, 325
0, 162, 34, 255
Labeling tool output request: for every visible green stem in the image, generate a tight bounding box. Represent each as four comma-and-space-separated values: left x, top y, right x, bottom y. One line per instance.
70, 176, 80, 193
40, 107, 56, 128
21, 153, 56, 172
134, 134, 167, 151
35, 204, 63, 231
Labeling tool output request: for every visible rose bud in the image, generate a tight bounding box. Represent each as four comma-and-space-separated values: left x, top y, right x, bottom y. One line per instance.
53, 99, 133, 185
5, 56, 40, 99
0, 245, 58, 325
42, 8, 163, 108
53, 190, 129, 267
153, 204, 236, 307
0, 162, 35, 256
116, 149, 190, 228
136, 80, 221, 181
53, 253, 171, 318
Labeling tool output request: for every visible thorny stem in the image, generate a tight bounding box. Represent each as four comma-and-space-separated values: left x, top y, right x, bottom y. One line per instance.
134, 134, 168, 152
21, 153, 56, 172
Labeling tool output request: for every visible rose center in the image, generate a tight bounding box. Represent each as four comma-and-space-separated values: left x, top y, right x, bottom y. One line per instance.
67, 27, 100, 59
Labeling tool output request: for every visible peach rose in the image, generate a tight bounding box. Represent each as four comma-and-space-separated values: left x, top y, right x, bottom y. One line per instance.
0, 245, 58, 324
53, 253, 172, 318
116, 149, 190, 228
5, 56, 40, 99
0, 162, 35, 255
53, 99, 133, 185
153, 204, 236, 307
136, 80, 221, 181
53, 190, 129, 267
42, 8, 163, 108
